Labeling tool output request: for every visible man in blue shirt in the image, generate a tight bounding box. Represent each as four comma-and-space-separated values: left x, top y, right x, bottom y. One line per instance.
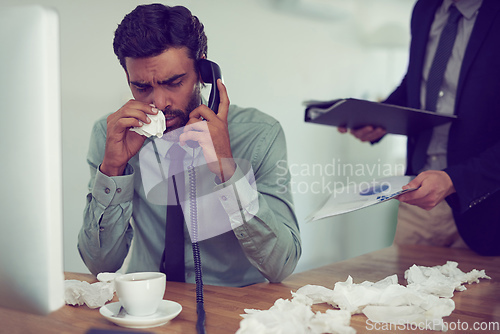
78, 4, 301, 286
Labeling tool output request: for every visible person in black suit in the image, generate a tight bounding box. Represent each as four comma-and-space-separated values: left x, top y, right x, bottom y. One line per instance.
339, 0, 500, 255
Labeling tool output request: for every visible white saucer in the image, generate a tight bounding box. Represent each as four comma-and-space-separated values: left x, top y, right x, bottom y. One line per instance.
100, 300, 182, 329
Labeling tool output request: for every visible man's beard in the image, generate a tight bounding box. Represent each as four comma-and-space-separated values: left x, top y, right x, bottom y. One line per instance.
162, 84, 201, 142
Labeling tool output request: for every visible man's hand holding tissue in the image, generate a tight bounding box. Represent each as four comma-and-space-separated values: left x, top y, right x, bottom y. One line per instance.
397, 170, 456, 211
101, 100, 159, 177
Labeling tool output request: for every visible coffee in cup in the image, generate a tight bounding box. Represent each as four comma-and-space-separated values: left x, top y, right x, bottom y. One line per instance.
114, 272, 166, 316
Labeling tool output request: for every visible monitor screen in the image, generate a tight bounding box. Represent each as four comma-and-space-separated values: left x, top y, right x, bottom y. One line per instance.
0, 5, 65, 315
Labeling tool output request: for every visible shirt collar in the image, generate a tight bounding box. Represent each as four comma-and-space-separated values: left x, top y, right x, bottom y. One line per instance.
150, 132, 201, 160
444, 0, 482, 20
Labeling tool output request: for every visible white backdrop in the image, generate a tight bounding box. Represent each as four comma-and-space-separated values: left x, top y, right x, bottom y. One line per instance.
3, 0, 415, 273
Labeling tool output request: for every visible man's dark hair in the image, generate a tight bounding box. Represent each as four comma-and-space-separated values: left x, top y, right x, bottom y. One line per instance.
113, 4, 208, 70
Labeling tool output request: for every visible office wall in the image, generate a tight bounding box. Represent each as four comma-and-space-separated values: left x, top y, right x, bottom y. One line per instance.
6, 0, 414, 273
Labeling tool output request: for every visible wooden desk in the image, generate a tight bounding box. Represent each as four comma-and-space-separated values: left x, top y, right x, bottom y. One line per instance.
2, 245, 499, 334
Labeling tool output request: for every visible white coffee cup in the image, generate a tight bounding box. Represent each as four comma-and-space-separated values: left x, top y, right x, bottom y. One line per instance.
114, 272, 166, 316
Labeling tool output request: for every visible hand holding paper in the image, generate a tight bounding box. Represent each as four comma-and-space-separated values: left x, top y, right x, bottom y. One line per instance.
397, 170, 456, 210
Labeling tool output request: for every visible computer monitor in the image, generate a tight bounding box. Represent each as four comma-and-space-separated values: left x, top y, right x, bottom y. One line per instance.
0, 5, 65, 315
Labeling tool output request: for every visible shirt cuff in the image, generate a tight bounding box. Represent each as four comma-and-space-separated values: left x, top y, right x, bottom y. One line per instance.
214, 164, 259, 229
92, 164, 135, 207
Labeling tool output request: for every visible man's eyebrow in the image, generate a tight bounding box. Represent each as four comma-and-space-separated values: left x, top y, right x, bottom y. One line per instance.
158, 73, 187, 85
129, 73, 187, 87
130, 81, 151, 88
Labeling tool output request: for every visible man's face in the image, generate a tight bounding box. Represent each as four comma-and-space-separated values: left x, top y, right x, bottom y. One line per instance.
125, 47, 201, 133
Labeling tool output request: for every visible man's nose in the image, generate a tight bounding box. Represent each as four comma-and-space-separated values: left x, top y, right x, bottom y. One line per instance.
152, 89, 170, 112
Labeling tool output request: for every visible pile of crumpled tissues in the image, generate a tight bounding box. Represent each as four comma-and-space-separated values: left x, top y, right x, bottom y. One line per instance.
236, 261, 490, 334
64, 272, 118, 309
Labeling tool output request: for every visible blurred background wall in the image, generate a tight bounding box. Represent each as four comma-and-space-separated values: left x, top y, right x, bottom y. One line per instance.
3, 0, 415, 273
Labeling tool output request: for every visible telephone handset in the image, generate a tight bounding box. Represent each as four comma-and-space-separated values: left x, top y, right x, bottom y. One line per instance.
186, 59, 222, 149
198, 59, 222, 114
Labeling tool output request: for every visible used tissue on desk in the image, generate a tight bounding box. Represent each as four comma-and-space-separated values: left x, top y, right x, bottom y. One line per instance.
237, 296, 355, 334
297, 276, 454, 331
129, 105, 166, 138
237, 262, 490, 333
405, 261, 491, 298
64, 272, 117, 309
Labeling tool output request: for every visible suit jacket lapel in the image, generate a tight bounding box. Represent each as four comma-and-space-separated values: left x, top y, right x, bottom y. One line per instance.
457, 0, 500, 104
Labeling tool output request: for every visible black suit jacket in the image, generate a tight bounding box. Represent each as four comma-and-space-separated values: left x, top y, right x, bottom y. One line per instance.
384, 0, 500, 255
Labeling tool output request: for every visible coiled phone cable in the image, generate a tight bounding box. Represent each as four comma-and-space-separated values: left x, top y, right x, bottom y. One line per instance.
188, 154, 206, 334
152, 141, 206, 333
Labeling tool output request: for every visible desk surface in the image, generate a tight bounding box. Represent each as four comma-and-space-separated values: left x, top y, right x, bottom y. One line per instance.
2, 244, 499, 334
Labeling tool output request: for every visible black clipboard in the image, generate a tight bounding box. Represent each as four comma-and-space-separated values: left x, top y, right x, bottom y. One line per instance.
304, 98, 457, 136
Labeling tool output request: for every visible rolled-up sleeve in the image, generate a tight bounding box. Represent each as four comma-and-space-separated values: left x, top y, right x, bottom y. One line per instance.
216, 122, 301, 283
78, 118, 135, 276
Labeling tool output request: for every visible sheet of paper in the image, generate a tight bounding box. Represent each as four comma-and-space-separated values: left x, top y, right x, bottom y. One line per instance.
305, 176, 417, 222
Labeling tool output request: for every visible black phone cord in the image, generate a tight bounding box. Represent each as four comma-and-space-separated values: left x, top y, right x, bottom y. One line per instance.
188, 161, 206, 334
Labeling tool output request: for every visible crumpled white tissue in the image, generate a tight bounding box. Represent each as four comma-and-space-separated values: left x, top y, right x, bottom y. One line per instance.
293, 284, 337, 307
237, 296, 354, 334
130, 105, 166, 138
309, 310, 355, 334
64, 272, 118, 309
331, 276, 455, 331
237, 262, 490, 333
405, 261, 491, 298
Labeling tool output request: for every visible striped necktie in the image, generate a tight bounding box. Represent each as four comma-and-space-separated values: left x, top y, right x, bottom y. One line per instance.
425, 4, 462, 112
